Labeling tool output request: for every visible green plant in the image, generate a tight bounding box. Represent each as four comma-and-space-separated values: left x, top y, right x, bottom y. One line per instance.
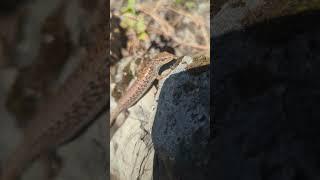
174, 0, 196, 10
120, 0, 148, 41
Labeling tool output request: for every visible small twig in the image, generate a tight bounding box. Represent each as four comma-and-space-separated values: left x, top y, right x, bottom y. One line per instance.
137, 4, 175, 36
137, 4, 209, 51
164, 6, 204, 27
164, 6, 210, 49
172, 36, 209, 50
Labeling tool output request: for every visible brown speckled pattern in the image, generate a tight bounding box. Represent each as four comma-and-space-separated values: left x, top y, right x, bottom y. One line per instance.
110, 52, 177, 126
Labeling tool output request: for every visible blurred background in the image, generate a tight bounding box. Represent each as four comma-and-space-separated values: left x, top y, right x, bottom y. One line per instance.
0, 0, 107, 179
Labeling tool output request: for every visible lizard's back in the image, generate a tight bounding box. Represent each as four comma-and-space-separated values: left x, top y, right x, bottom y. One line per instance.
110, 62, 158, 124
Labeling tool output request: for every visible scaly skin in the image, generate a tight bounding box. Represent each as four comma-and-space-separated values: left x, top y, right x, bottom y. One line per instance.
0, 1, 108, 179
110, 52, 177, 127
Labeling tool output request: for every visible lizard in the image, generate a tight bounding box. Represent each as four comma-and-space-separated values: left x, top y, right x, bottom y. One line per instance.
0, 1, 108, 179
110, 51, 179, 131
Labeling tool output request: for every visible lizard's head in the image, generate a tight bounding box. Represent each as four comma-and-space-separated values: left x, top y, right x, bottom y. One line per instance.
154, 51, 177, 65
